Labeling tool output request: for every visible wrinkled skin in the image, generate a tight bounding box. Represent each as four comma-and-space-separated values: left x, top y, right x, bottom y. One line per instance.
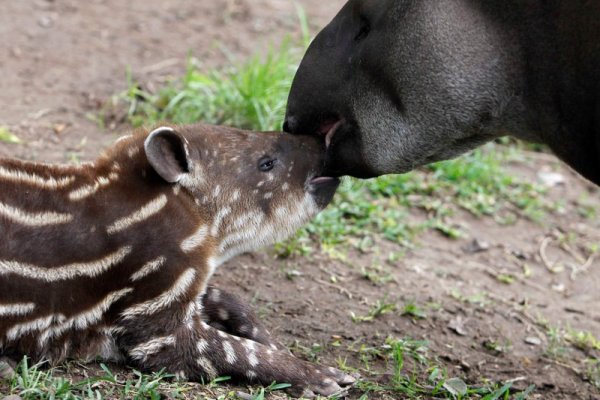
284, 0, 600, 184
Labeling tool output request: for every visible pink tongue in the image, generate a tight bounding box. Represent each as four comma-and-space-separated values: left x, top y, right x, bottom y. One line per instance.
319, 120, 342, 148
311, 176, 335, 184
318, 121, 338, 135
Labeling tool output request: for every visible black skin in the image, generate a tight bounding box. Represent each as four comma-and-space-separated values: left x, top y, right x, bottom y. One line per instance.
284, 0, 600, 185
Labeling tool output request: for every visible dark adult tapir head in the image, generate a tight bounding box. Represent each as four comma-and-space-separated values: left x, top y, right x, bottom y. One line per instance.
284, 0, 527, 178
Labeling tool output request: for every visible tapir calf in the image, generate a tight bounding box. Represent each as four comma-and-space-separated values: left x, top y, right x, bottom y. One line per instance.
285, 0, 600, 185
0, 124, 353, 397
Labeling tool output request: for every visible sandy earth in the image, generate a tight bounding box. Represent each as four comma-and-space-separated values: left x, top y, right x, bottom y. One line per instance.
1, 1, 599, 399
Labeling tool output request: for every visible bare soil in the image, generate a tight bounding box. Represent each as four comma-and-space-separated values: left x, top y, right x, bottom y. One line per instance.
1, 1, 599, 399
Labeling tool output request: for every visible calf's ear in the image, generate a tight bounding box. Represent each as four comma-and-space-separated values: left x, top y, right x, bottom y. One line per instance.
144, 127, 191, 183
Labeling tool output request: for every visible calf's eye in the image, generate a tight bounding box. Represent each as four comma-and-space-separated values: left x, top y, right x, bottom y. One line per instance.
258, 157, 276, 172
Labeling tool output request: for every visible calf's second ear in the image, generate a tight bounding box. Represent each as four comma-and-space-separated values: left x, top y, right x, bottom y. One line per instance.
144, 127, 191, 183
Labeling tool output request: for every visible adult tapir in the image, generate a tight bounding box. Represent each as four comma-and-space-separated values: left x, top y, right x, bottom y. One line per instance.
284, 0, 600, 185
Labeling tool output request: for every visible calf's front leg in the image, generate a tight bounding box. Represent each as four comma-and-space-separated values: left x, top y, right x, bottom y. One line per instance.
201, 286, 287, 352
117, 301, 354, 397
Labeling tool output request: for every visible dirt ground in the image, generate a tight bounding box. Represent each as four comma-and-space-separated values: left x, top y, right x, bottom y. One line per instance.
1, 1, 599, 399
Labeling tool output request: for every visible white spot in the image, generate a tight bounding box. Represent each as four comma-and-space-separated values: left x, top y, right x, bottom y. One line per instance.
0, 166, 75, 189
281, 182, 289, 191
222, 340, 237, 364
252, 327, 259, 337
129, 256, 166, 282
247, 370, 257, 380
231, 189, 240, 202
263, 192, 273, 200
212, 185, 221, 199
248, 351, 259, 367
181, 225, 209, 253
0, 302, 35, 317
121, 268, 196, 319
0, 246, 132, 282
256, 181, 265, 188
0, 202, 73, 226
129, 335, 176, 362
106, 194, 168, 234
209, 289, 221, 303
128, 147, 140, 158
197, 339, 209, 354
173, 185, 181, 195
218, 309, 229, 321
115, 135, 132, 144
197, 356, 217, 378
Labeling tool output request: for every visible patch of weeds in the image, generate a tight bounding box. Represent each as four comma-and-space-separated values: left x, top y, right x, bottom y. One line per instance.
565, 329, 600, 352
545, 327, 568, 359
2, 358, 193, 400
244, 381, 292, 400
352, 337, 534, 399
362, 264, 395, 285
289, 341, 324, 363
585, 358, 600, 390
450, 290, 491, 308
401, 301, 428, 320
121, 38, 301, 131
351, 297, 397, 323
0, 126, 21, 144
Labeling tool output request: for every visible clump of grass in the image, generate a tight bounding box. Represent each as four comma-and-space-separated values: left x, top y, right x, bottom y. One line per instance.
0, 358, 194, 400
123, 39, 300, 132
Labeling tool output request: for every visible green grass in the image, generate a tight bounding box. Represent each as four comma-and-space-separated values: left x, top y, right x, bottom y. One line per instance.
0, 358, 194, 400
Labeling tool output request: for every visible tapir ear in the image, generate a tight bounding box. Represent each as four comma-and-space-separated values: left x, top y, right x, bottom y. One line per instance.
144, 127, 190, 183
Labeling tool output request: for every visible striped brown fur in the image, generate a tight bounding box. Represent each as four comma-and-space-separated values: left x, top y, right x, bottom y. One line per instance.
0, 124, 352, 397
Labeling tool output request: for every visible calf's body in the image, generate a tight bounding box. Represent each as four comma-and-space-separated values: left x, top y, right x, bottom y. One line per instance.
0, 124, 351, 396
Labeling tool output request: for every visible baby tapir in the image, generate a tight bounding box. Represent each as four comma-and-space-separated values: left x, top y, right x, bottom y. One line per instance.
0, 124, 353, 397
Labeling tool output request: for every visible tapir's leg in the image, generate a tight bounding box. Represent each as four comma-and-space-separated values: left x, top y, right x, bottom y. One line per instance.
201, 286, 286, 352
117, 300, 355, 397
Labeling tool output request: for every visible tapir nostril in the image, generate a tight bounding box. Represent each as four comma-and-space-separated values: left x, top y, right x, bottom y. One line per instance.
282, 116, 297, 134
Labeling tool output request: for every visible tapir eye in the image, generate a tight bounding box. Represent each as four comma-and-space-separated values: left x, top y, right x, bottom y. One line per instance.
258, 157, 276, 172
355, 16, 370, 41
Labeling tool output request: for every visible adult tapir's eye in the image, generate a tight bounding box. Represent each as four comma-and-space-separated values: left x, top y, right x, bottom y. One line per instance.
258, 157, 276, 172
355, 16, 370, 41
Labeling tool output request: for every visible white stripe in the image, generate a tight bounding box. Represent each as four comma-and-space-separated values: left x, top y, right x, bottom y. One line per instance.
120, 268, 196, 319
38, 288, 133, 346
129, 335, 176, 362
0, 166, 75, 189
107, 194, 168, 234
129, 256, 166, 282
0, 202, 73, 227
210, 207, 231, 236
6, 314, 58, 341
0, 302, 35, 316
0, 246, 132, 282
181, 225, 209, 253
68, 176, 114, 201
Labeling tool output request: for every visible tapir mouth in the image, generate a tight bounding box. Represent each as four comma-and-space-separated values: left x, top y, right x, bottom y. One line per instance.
309, 176, 339, 185
318, 119, 344, 148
